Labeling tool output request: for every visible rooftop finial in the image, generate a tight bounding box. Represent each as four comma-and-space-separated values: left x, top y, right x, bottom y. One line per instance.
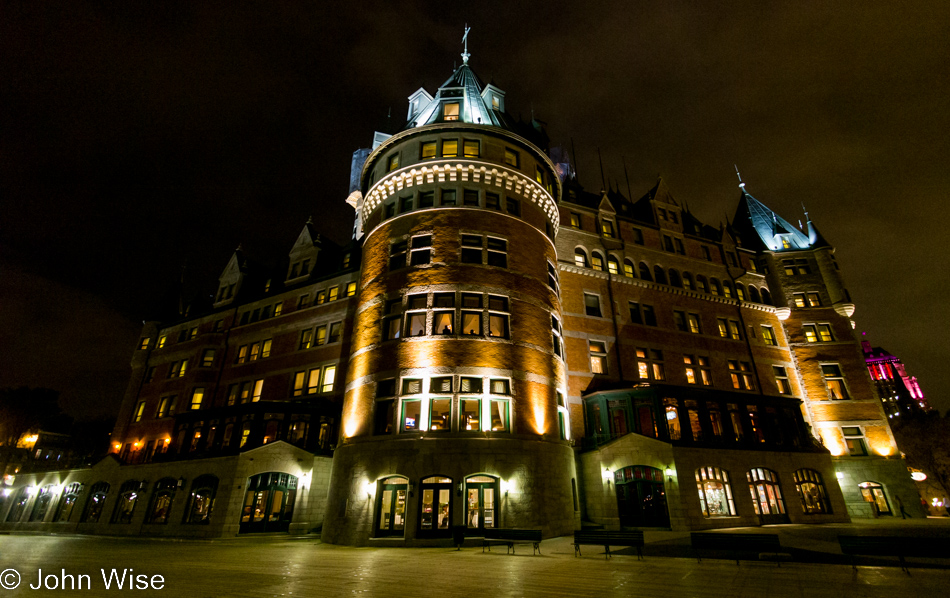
735, 164, 745, 188
461, 24, 471, 64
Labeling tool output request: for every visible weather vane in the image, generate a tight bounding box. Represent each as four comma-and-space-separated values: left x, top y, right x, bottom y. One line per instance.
735, 164, 745, 188
462, 24, 471, 64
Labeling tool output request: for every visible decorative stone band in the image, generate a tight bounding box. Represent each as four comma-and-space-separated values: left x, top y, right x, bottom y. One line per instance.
361, 159, 560, 237
559, 263, 779, 314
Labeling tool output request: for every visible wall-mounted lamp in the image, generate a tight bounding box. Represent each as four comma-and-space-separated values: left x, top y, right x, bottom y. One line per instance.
835, 471, 844, 480
457, 482, 464, 497
603, 468, 613, 487
364, 480, 375, 500
26, 485, 38, 496
665, 467, 675, 483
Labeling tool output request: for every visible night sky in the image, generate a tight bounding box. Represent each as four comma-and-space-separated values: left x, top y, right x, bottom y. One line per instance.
3, 1, 948, 419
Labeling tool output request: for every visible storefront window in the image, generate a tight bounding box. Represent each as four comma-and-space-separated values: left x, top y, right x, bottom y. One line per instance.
747, 468, 787, 521
858, 481, 891, 515
81, 482, 110, 523
695, 467, 736, 517
375, 476, 408, 537
111, 480, 140, 524
184, 475, 218, 524
146, 478, 178, 524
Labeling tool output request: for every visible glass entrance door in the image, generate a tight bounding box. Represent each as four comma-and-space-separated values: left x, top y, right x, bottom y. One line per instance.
239, 472, 298, 533
375, 477, 408, 537
859, 482, 891, 515
418, 476, 452, 537
614, 466, 670, 528
466, 475, 498, 532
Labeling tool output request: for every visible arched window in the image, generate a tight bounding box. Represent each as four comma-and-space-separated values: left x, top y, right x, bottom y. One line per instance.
374, 475, 408, 537
735, 283, 746, 301
574, 248, 589, 268
696, 467, 736, 517
81, 481, 110, 523
710, 278, 723, 296
591, 252, 605, 272
696, 275, 709, 293
682, 272, 694, 290
653, 266, 667, 285
761, 289, 772, 305
748, 286, 761, 303
55, 483, 82, 523
606, 255, 620, 275
668, 269, 682, 288
111, 480, 141, 524
623, 259, 635, 278
793, 469, 830, 514
722, 282, 734, 298
29, 485, 54, 522
146, 478, 178, 524
419, 475, 453, 536
639, 262, 653, 281
6, 488, 30, 522
184, 474, 218, 524
747, 468, 788, 522
465, 475, 499, 531
858, 481, 891, 515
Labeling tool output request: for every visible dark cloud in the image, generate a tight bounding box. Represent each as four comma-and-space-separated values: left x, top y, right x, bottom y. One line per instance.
2, 1, 947, 416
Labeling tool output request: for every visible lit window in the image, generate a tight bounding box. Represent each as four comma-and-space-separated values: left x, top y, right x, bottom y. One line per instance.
821, 364, 849, 399
463, 139, 479, 157
260, 339, 271, 358
636, 348, 665, 381
504, 148, 518, 167
388, 153, 399, 172
589, 341, 607, 374
574, 248, 589, 268
687, 313, 701, 334
442, 139, 458, 157
536, 166, 544, 185
133, 401, 146, 422
322, 366, 336, 393
570, 213, 581, 228
346, 282, 357, 297
443, 103, 459, 121
606, 256, 619, 275
156, 395, 174, 418
807, 292, 821, 307
729, 360, 755, 390
761, 326, 778, 346
139, 337, 150, 350
773, 366, 791, 394
157, 335, 167, 349
623, 260, 634, 278
792, 469, 830, 514
664, 397, 680, 440
190, 388, 204, 410
591, 253, 604, 271
421, 141, 437, 159
792, 293, 806, 307
696, 467, 737, 517
299, 329, 313, 350
201, 349, 216, 367
273, 302, 282, 316
326, 286, 338, 302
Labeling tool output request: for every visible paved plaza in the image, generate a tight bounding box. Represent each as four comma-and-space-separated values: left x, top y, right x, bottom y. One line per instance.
0, 521, 948, 597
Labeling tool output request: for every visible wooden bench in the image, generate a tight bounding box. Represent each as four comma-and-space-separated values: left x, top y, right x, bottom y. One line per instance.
482, 529, 543, 555
838, 535, 950, 574
691, 532, 787, 565
573, 530, 644, 560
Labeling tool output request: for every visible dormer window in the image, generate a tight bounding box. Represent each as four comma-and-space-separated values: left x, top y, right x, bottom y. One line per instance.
443, 102, 460, 121
492, 95, 500, 110
601, 220, 615, 238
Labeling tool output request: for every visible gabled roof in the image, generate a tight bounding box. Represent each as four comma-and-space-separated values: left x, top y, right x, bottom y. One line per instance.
732, 186, 814, 252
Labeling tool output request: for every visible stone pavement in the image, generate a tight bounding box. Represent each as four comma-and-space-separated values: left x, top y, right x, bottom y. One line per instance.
0, 519, 947, 597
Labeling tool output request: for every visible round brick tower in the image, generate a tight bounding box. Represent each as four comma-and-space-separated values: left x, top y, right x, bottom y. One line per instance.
322, 60, 577, 545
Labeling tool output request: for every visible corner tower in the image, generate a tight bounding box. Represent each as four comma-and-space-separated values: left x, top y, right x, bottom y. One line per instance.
322, 57, 577, 545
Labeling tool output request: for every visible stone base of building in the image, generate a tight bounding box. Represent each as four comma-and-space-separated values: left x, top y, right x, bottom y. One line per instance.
0, 442, 331, 539
321, 435, 578, 546
833, 455, 928, 519
579, 433, 851, 530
